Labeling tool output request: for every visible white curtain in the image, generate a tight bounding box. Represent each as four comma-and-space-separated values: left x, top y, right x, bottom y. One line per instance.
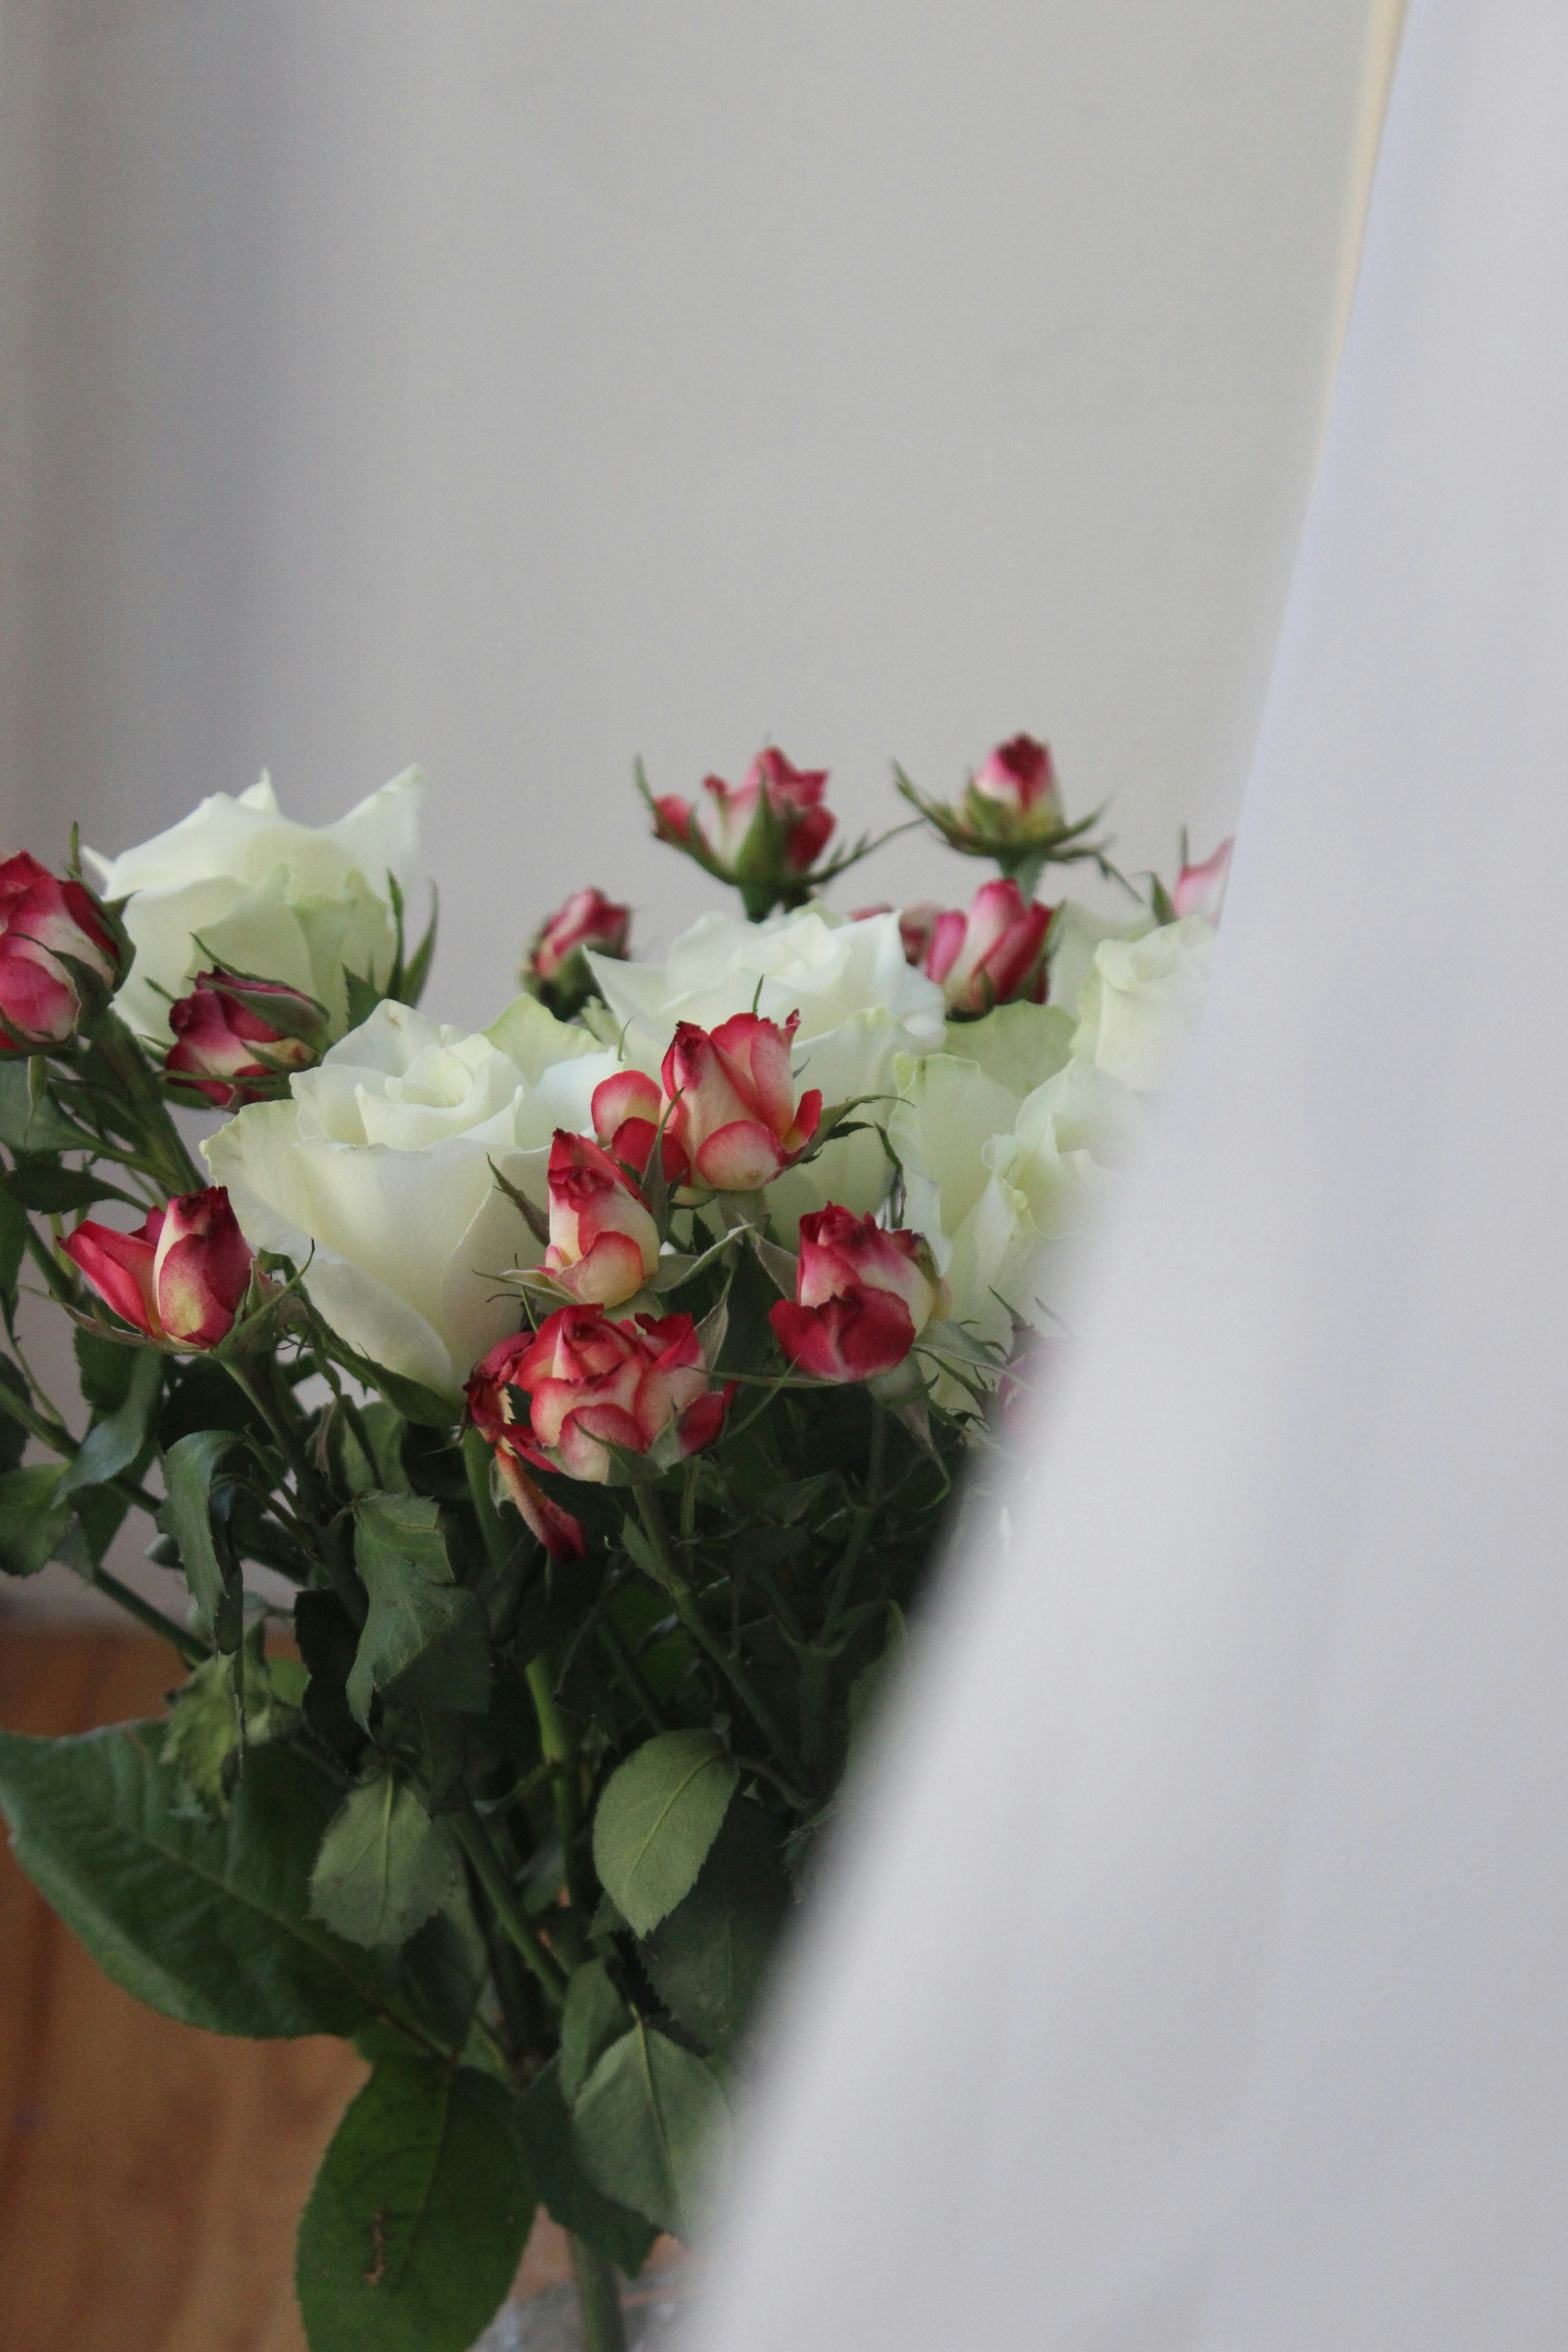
695, 1, 1568, 2344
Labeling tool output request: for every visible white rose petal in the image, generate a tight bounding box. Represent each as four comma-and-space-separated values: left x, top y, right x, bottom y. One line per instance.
1071, 914, 1216, 1091
86, 770, 425, 1042
204, 998, 617, 1398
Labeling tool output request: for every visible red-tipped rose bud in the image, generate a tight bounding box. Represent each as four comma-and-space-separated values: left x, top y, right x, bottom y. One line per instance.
591, 1067, 687, 1187
896, 732, 1096, 889
542, 1130, 660, 1307
972, 734, 1060, 817
769, 1207, 948, 1383
63, 1185, 254, 1349
165, 970, 327, 1108
921, 879, 1052, 1017
648, 747, 836, 919
524, 887, 632, 1017
661, 1011, 822, 1192
467, 1306, 733, 1505
0, 853, 120, 1049
1172, 836, 1233, 923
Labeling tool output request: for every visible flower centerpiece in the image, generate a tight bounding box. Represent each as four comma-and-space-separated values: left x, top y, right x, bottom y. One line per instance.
0, 745, 1227, 2352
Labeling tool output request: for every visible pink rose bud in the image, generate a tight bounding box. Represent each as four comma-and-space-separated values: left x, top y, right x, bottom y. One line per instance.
542, 1129, 660, 1308
923, 879, 1052, 1016
652, 747, 835, 884
591, 1067, 688, 1187
661, 1011, 823, 1192
0, 852, 120, 1048
769, 1207, 949, 1383
895, 903, 943, 969
529, 887, 632, 983
467, 1306, 734, 1497
1172, 836, 1234, 923
972, 733, 1060, 817
465, 1335, 587, 1558
165, 970, 325, 1108
63, 1186, 254, 1350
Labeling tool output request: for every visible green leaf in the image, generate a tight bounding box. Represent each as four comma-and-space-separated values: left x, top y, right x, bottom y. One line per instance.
342, 965, 383, 1032
559, 1959, 632, 2105
75, 1324, 135, 1413
348, 1494, 490, 1727
0, 1461, 71, 1576
0, 1725, 391, 2036
0, 1160, 140, 1213
591, 1730, 738, 1938
58, 1346, 161, 1499
163, 1620, 301, 1817
570, 2021, 734, 2240
158, 1429, 246, 1652
296, 2055, 532, 2352
0, 1058, 94, 1154
309, 1772, 460, 1948
515, 2058, 657, 2278
641, 1799, 790, 2053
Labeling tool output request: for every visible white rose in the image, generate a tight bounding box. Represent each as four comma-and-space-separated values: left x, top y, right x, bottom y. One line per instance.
203, 995, 615, 1399
588, 907, 947, 1226
890, 1049, 1141, 1353
1071, 913, 1216, 1090
85, 770, 424, 1042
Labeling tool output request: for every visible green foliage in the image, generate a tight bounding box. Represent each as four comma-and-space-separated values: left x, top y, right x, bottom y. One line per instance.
516, 2059, 658, 2277
591, 1731, 738, 1938
58, 1345, 161, 1500
348, 1494, 491, 1727
570, 2020, 734, 2241
295, 2055, 532, 2352
0, 1725, 389, 2036
559, 1959, 633, 2103
158, 1430, 246, 1651
640, 1799, 791, 2053
0, 1462, 71, 1575
163, 1620, 302, 1817
309, 1772, 460, 1948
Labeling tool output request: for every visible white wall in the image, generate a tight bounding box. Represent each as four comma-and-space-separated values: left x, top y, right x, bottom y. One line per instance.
3, 0, 1392, 1031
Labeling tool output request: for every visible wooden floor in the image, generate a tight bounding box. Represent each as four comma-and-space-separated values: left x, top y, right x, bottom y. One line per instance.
0, 1631, 583, 2351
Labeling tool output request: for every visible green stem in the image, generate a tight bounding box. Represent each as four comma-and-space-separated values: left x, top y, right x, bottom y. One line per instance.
634, 1488, 808, 1791
595, 1612, 668, 1734
570, 2237, 627, 2352
77, 1560, 208, 1665
86, 1010, 203, 1194
451, 1797, 568, 2011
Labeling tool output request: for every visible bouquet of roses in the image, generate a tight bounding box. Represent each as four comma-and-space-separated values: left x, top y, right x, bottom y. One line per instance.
0, 740, 1227, 2352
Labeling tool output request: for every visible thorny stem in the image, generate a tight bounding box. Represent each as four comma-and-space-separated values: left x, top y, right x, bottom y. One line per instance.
451, 1795, 568, 2010
634, 1486, 810, 1797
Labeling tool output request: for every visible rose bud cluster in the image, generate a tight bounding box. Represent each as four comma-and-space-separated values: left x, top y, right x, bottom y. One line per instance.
770, 1207, 949, 1384
593, 1011, 823, 1195
523, 887, 631, 1019
0, 853, 122, 1050
542, 1130, 660, 1308
64, 1186, 254, 1350
467, 1307, 734, 1550
1172, 836, 1234, 923
164, 969, 329, 1109
913, 879, 1053, 1017
648, 747, 836, 918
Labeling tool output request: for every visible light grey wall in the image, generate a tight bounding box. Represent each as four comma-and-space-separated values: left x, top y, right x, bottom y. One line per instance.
3, 0, 1389, 1033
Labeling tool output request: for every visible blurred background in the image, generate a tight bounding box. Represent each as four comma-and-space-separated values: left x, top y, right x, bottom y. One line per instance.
0, 2, 1399, 2342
